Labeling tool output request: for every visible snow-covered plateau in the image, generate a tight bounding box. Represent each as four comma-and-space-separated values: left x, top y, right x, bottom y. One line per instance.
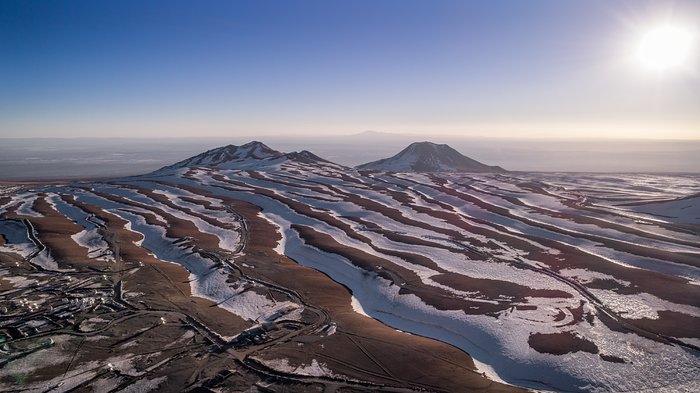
1, 142, 698, 392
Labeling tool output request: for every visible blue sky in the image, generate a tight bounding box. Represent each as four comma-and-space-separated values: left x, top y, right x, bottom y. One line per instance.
1, 0, 698, 139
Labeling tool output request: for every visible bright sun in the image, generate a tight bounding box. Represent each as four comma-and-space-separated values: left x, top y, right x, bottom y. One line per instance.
636, 25, 694, 71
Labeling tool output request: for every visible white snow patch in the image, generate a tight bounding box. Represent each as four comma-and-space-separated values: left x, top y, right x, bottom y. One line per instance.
31, 249, 60, 271
591, 290, 700, 320
625, 196, 700, 225
14, 194, 42, 217
351, 295, 370, 318
560, 268, 631, 287
259, 211, 286, 255
71, 228, 114, 261
259, 358, 342, 378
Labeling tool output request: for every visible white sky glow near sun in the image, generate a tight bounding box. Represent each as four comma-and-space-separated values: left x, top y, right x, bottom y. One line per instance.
636, 25, 695, 71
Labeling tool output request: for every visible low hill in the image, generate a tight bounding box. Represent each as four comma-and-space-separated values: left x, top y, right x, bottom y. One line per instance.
356, 141, 506, 172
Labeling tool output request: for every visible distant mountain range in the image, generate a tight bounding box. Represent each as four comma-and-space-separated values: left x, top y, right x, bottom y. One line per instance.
158, 140, 507, 173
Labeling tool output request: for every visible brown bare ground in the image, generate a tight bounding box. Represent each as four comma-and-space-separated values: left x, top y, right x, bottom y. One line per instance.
342, 214, 487, 260
423, 191, 700, 311
511, 183, 700, 248
432, 272, 573, 301
528, 331, 598, 355
215, 174, 470, 242
61, 194, 249, 337
435, 181, 700, 269
151, 180, 526, 390
211, 177, 467, 272
85, 189, 225, 253
1, 195, 94, 268
169, 175, 700, 341
631, 311, 700, 339
292, 223, 512, 316
224, 195, 525, 392
122, 184, 237, 232
0, 196, 11, 209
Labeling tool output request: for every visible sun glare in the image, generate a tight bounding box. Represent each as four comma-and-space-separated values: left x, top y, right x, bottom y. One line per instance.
636, 25, 694, 71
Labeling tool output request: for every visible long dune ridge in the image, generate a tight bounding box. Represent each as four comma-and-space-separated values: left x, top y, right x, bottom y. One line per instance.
1, 141, 699, 392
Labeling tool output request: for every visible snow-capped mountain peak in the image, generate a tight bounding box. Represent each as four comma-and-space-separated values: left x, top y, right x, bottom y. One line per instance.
156, 141, 345, 172
157, 141, 284, 171
356, 141, 506, 173
284, 150, 327, 164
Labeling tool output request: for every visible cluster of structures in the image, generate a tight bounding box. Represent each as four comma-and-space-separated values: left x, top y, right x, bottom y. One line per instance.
0, 271, 123, 360
228, 304, 305, 348
230, 322, 280, 347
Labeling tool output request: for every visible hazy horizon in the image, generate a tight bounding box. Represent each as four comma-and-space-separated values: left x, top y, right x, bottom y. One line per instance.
3, 130, 700, 141
2, 133, 699, 180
